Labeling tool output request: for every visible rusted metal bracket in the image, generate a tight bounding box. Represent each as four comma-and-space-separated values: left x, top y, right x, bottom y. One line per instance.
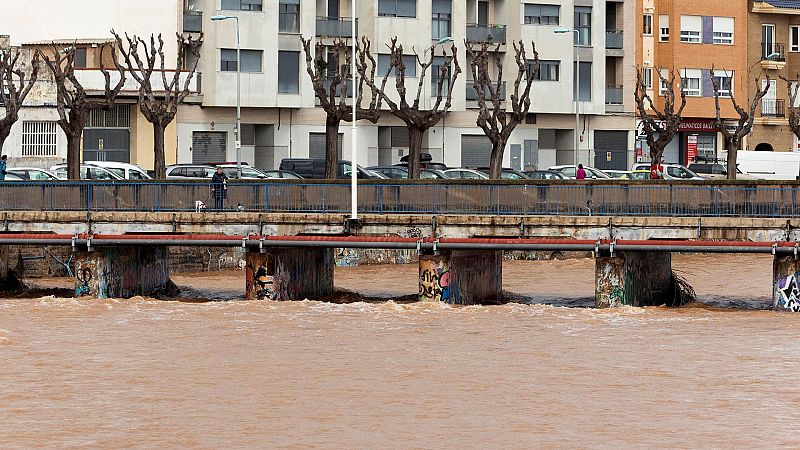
343, 217, 363, 235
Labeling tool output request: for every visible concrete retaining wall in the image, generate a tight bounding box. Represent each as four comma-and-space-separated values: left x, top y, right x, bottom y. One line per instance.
246, 248, 334, 300
74, 246, 172, 298
419, 250, 503, 305
596, 252, 672, 308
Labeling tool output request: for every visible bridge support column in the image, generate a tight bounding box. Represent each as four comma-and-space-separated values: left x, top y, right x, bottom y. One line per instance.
0, 246, 23, 292
245, 248, 334, 300
773, 256, 800, 312
74, 246, 173, 298
596, 251, 672, 307
419, 250, 503, 305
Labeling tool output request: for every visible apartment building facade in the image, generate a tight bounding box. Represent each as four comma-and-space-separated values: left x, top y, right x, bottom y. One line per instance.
0, 0, 187, 169
748, 0, 800, 152
635, 0, 748, 165
178, 0, 637, 172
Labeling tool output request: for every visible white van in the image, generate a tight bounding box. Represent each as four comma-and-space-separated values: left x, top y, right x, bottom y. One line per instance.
727, 151, 800, 180
83, 161, 152, 180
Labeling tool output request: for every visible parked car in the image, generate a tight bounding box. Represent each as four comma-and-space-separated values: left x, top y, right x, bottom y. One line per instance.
279, 158, 377, 179
604, 170, 633, 179
165, 164, 216, 180
630, 162, 705, 180
394, 152, 448, 171
262, 170, 303, 179
687, 163, 755, 180
368, 166, 409, 179
628, 170, 652, 180
1, 172, 26, 181
50, 164, 124, 180
441, 168, 490, 180
524, 170, 566, 180
548, 165, 612, 179
476, 167, 531, 180
216, 164, 272, 180
5, 167, 60, 181
83, 161, 151, 180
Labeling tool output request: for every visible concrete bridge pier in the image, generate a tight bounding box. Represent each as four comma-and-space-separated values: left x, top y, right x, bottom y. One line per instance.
245, 248, 334, 300
0, 246, 23, 292
419, 250, 503, 305
74, 246, 173, 298
773, 256, 800, 312
595, 251, 673, 308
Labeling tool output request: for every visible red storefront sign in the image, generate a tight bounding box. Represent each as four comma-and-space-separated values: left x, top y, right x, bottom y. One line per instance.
686, 135, 698, 164
679, 119, 718, 132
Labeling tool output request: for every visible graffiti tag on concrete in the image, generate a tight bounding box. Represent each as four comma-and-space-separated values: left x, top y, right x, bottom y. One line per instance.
776, 272, 800, 312
419, 258, 451, 302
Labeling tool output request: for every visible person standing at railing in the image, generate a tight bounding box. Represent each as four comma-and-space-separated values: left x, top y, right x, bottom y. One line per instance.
650, 159, 665, 180
576, 164, 587, 180
211, 166, 228, 211
0, 155, 6, 181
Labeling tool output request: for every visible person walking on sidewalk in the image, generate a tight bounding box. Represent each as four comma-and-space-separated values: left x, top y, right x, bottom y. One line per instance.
211, 166, 228, 211
0, 155, 7, 181
576, 164, 587, 180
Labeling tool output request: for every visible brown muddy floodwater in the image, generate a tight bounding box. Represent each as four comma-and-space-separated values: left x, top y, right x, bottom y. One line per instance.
2, 254, 800, 447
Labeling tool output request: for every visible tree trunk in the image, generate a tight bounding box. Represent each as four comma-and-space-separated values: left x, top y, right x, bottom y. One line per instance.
325, 115, 340, 179
152, 123, 167, 179
727, 139, 739, 180
407, 127, 424, 179
67, 131, 82, 180
489, 139, 506, 179
0, 122, 12, 155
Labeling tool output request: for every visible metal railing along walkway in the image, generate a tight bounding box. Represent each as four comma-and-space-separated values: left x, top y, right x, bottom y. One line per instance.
1, 180, 800, 218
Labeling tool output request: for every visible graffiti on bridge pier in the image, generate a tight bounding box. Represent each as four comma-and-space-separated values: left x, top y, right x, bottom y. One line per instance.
419, 257, 451, 302
776, 272, 800, 312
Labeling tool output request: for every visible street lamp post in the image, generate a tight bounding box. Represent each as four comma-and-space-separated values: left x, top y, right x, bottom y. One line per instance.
350, 0, 358, 220
211, 15, 242, 179
555, 28, 580, 166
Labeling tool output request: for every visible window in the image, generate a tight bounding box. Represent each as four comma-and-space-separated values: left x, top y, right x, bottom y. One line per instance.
378, 0, 416, 18
643, 14, 653, 36
791, 26, 800, 52
220, 49, 262, 72
221, 0, 263, 11
22, 121, 57, 157
659, 15, 669, 42
573, 61, 591, 101
680, 69, 701, 97
659, 69, 671, 95
377, 54, 417, 77
680, 15, 701, 43
533, 60, 559, 81
713, 17, 734, 45
431, 56, 450, 95
523, 4, 560, 25
73, 48, 88, 68
713, 72, 733, 97
644, 67, 653, 89
432, 0, 451, 39
279, 0, 300, 33
278, 51, 300, 93
574, 7, 592, 46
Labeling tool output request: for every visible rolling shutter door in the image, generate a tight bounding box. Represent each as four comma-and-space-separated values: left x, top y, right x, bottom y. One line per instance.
460, 135, 492, 168
309, 133, 344, 160
593, 131, 628, 170
192, 131, 227, 164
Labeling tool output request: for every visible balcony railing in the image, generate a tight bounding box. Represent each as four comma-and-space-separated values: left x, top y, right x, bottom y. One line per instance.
761, 99, 786, 118
466, 81, 506, 101
605, 85, 623, 105
315, 17, 357, 38
183, 10, 202, 33
762, 42, 786, 61
466, 24, 507, 44
606, 30, 623, 49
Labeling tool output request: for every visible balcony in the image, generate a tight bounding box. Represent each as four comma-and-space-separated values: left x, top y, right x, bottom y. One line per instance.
466, 81, 506, 101
605, 85, 623, 105
183, 10, 202, 33
606, 30, 623, 50
761, 43, 786, 70
315, 17, 357, 38
761, 99, 786, 121
466, 24, 507, 44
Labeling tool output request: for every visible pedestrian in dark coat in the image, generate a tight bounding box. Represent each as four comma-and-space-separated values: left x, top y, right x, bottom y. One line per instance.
211, 166, 228, 210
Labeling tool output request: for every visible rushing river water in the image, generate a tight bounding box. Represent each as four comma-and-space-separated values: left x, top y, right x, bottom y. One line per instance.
2, 254, 800, 447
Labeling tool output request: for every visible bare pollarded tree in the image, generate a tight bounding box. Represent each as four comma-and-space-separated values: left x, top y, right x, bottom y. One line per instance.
634, 67, 686, 175
113, 31, 203, 179
780, 72, 800, 178
710, 67, 770, 180
301, 37, 381, 179
466, 41, 538, 179
356, 37, 461, 178
0, 48, 40, 154
39, 43, 126, 180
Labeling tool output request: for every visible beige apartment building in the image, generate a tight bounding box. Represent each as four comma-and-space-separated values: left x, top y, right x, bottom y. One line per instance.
635, 0, 749, 165
178, 0, 638, 172
748, 0, 800, 152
